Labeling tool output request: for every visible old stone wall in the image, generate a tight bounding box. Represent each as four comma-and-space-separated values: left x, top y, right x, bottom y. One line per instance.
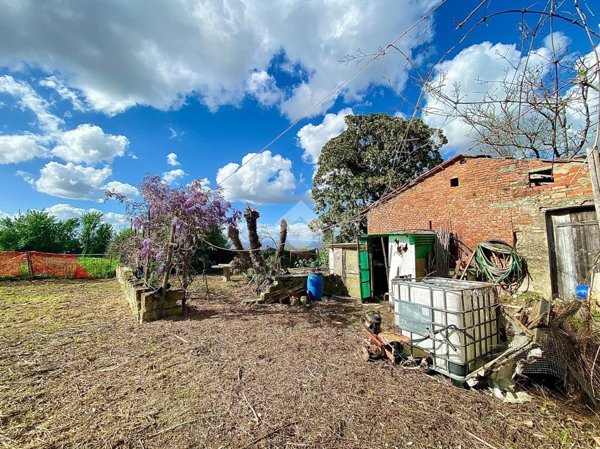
116, 266, 184, 323
367, 156, 594, 297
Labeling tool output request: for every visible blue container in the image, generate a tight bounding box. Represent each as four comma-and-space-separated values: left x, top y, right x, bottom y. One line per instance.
576, 284, 590, 300
307, 273, 324, 301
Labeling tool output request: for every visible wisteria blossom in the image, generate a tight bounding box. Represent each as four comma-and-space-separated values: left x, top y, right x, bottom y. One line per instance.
108, 175, 239, 297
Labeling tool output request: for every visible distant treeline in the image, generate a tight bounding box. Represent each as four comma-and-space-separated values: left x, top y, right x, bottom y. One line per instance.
0, 210, 115, 254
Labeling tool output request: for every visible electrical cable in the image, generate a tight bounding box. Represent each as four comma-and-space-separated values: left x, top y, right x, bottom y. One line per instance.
216, 0, 449, 188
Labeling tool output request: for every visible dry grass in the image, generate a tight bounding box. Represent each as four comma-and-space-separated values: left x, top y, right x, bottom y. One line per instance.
0, 276, 599, 448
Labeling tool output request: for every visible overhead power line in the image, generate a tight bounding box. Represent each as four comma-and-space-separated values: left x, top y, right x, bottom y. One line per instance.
216, 0, 449, 187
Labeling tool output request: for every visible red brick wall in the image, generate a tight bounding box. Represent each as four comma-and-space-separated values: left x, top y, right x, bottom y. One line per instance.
367, 156, 594, 295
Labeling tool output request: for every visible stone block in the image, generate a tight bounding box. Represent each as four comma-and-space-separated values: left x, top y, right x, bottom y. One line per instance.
142, 309, 160, 322
163, 306, 183, 317
117, 265, 184, 323
166, 289, 185, 302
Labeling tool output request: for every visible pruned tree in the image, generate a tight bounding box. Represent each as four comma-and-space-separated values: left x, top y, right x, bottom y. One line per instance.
423, 1, 600, 159
311, 113, 446, 241
244, 207, 268, 274
275, 219, 288, 262
227, 212, 289, 277
228, 224, 252, 272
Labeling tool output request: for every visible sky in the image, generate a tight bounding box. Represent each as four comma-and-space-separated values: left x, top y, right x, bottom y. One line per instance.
0, 0, 598, 247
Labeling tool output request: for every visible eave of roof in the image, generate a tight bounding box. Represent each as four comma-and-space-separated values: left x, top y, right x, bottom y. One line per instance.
368, 154, 586, 213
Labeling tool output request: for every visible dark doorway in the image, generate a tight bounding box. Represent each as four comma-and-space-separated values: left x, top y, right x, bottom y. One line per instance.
547, 207, 600, 299
370, 236, 389, 298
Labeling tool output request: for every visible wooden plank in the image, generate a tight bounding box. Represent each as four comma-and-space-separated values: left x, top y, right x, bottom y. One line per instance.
552, 208, 600, 299
459, 251, 476, 281
553, 213, 576, 299
380, 237, 389, 286
587, 147, 600, 232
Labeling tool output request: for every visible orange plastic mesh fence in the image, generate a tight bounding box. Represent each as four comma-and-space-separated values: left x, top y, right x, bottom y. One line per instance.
0, 251, 28, 277
29, 252, 90, 279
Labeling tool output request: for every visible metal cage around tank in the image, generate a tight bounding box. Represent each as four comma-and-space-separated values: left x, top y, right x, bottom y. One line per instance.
391, 277, 501, 381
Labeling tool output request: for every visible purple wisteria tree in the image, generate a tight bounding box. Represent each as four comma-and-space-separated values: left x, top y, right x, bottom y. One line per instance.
108, 175, 239, 311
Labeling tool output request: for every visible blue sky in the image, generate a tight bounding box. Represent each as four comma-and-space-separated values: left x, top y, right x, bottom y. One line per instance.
0, 0, 597, 247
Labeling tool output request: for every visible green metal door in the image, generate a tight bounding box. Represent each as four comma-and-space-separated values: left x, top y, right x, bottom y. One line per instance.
358, 235, 371, 300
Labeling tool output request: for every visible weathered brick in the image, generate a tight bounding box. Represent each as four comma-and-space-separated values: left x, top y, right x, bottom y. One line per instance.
367, 155, 594, 297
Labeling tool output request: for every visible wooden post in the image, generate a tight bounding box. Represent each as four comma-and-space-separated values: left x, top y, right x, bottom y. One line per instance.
380, 237, 389, 287
26, 251, 34, 277
586, 147, 600, 307
587, 147, 600, 230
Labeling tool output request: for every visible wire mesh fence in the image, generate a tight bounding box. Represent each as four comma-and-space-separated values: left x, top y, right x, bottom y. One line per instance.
0, 251, 116, 280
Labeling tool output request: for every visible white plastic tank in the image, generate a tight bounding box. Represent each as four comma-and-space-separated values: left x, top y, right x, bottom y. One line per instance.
391, 277, 499, 380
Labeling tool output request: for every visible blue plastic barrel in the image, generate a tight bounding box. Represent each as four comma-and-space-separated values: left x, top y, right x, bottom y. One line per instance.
576, 284, 590, 300
307, 273, 324, 301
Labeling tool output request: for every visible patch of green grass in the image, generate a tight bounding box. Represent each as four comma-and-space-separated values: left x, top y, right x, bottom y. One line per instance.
515, 291, 545, 304
77, 256, 117, 278
19, 262, 30, 276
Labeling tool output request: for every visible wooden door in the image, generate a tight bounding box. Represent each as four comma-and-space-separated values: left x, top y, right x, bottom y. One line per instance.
549, 208, 600, 299
358, 236, 371, 301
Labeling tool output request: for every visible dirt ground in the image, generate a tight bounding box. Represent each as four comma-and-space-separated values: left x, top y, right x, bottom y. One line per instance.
1, 276, 599, 449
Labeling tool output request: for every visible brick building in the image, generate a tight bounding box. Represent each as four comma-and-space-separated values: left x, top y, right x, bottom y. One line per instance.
366, 154, 599, 298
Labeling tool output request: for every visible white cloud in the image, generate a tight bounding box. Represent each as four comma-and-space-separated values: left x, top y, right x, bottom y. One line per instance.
246, 70, 282, 107
0, 210, 10, 219
0, 134, 48, 164
216, 150, 296, 204
543, 32, 571, 54
187, 177, 211, 190
162, 168, 186, 184
44, 203, 129, 228
235, 221, 319, 249
166, 152, 180, 166
296, 108, 353, 164
102, 212, 130, 228
52, 124, 129, 163
275, 199, 320, 248
0, 78, 133, 167
39, 76, 87, 111
29, 162, 137, 201
422, 35, 586, 150
169, 127, 184, 140
0, 1, 435, 119
15, 170, 34, 185
103, 181, 139, 199
33, 162, 112, 200
0, 75, 62, 132
44, 203, 86, 220
424, 42, 525, 148
0, 77, 135, 200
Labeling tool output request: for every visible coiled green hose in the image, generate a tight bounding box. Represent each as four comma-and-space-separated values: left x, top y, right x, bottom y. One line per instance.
474, 240, 526, 292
